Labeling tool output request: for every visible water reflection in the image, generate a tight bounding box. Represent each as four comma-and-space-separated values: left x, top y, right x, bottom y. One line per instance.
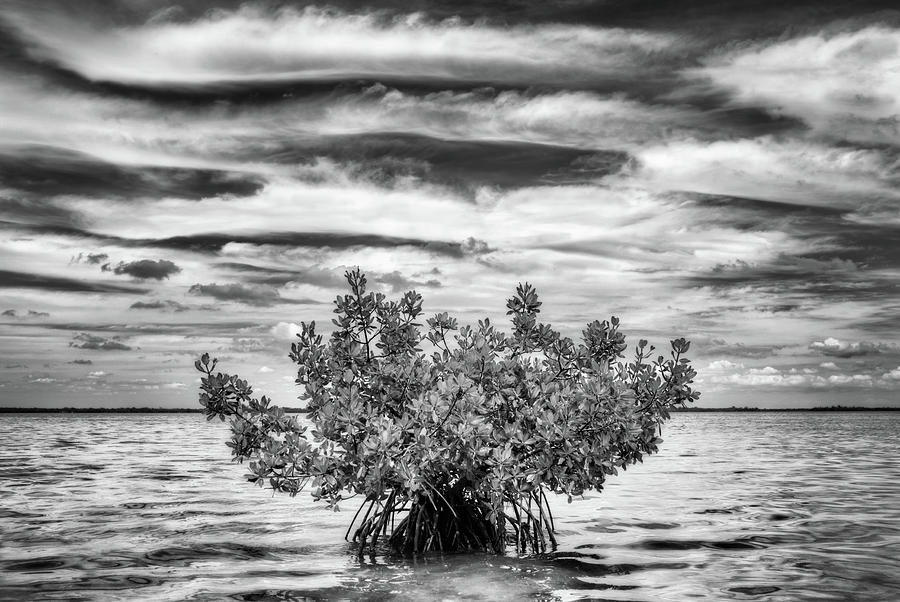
1, 412, 899, 601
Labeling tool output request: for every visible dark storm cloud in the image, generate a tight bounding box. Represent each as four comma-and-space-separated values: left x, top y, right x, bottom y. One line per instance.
256, 133, 630, 191
146, 232, 467, 256
0, 145, 264, 200
677, 194, 900, 303
0, 269, 149, 294
69, 332, 132, 351
129, 300, 189, 312
689, 256, 860, 287
0, 220, 470, 258
188, 283, 315, 306
0, 196, 85, 229
44, 320, 258, 337
111, 259, 181, 280
0, 220, 111, 242
217, 263, 346, 287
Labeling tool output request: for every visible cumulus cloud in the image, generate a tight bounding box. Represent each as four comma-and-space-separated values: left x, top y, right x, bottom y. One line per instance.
705, 363, 898, 389
69, 333, 133, 351
271, 321, 302, 340
111, 259, 181, 280
7, 6, 678, 87
809, 337, 895, 358
819, 361, 839, 370
258, 366, 275, 373
694, 26, 900, 143
709, 366, 824, 388
706, 359, 744, 371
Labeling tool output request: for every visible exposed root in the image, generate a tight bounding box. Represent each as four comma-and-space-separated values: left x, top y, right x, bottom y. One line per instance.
346, 484, 557, 556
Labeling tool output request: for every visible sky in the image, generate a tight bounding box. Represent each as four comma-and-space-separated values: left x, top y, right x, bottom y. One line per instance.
0, 0, 899, 409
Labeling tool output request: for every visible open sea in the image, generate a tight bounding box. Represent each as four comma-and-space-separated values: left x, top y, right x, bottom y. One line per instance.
1, 411, 898, 601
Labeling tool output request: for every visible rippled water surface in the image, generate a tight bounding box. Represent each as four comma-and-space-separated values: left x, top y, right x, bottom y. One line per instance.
1, 412, 899, 601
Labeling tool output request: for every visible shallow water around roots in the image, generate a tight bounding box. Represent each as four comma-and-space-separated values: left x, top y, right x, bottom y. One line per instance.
1, 411, 899, 601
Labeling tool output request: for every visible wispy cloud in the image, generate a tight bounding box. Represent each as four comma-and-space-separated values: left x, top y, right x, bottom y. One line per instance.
693, 26, 900, 143
5, 6, 679, 87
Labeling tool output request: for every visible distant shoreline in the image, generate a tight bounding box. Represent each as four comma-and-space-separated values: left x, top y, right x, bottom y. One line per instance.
0, 407, 308, 414
0, 405, 897, 413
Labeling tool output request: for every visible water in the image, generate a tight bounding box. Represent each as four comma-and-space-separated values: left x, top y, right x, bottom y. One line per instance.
1, 412, 898, 601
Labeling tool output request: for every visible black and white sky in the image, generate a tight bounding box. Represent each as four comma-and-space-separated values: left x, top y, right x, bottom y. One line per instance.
1, 0, 899, 408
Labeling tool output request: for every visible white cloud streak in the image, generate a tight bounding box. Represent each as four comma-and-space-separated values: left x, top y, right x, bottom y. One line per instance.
6, 6, 678, 87
693, 26, 900, 143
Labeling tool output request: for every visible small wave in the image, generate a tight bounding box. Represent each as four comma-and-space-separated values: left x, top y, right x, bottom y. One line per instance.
145, 543, 273, 566
728, 585, 781, 595
634, 536, 771, 551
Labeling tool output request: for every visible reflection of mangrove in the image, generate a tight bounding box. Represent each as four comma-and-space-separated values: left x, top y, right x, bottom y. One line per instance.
2, 405, 894, 413
0, 407, 306, 413
672, 406, 900, 412
196, 269, 699, 556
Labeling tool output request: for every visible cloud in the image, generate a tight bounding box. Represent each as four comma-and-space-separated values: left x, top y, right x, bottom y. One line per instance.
217, 263, 346, 287
247, 133, 629, 193
227, 337, 269, 353
373, 270, 442, 292
827, 373, 873, 386
271, 322, 302, 340
142, 231, 468, 256
129, 299, 189, 311
693, 26, 900, 143
258, 366, 274, 373
68, 359, 93, 365
0, 269, 150, 294
69, 333, 133, 351
883, 367, 900, 381
7, 6, 678, 88
71, 252, 109, 265
112, 259, 181, 280
630, 137, 900, 210
189, 282, 284, 306
0, 144, 264, 200
706, 359, 744, 371
704, 365, 883, 389
819, 362, 839, 370
809, 337, 896, 358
